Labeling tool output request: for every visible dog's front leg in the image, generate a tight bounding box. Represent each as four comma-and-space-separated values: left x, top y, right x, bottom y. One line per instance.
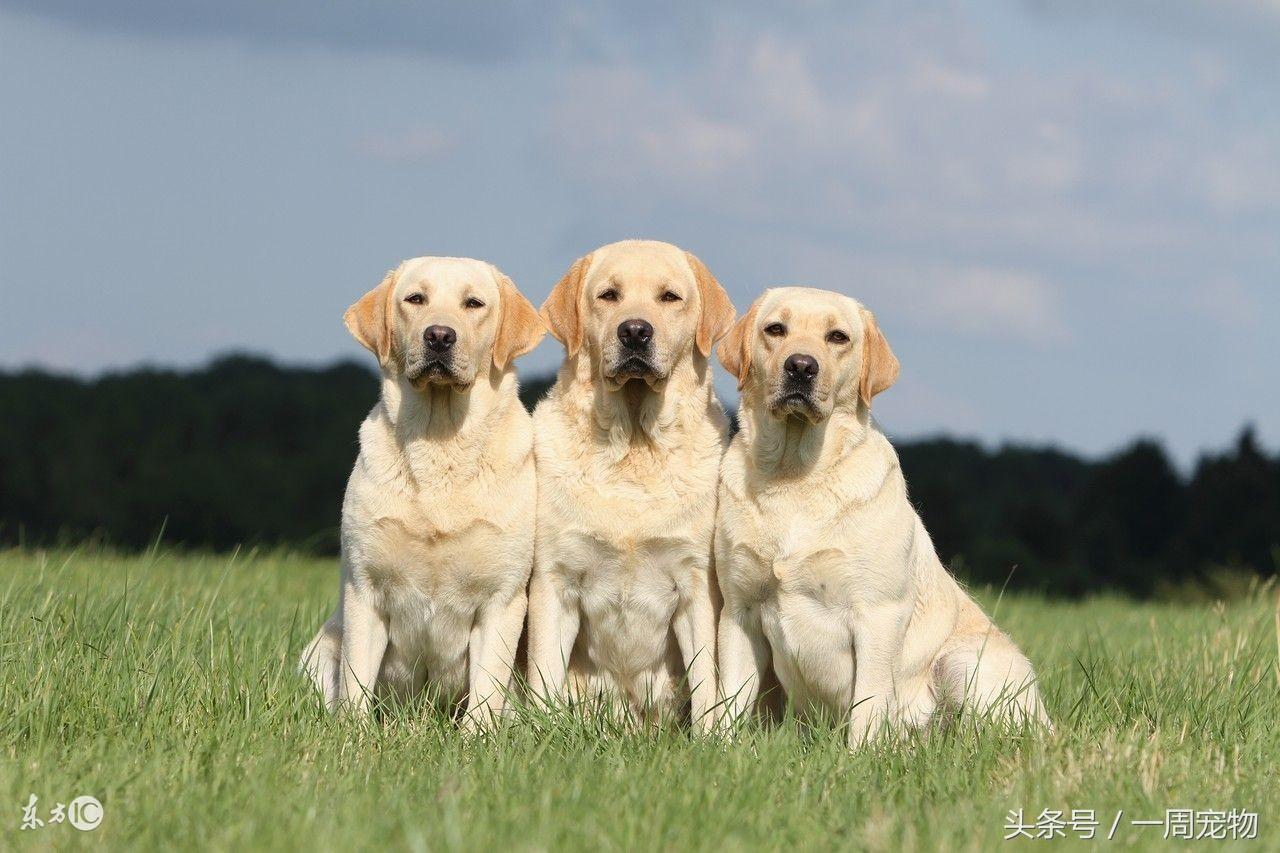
463, 591, 527, 731
526, 568, 579, 706
338, 577, 388, 715
673, 574, 717, 733
848, 601, 911, 748
300, 610, 344, 711
716, 603, 770, 733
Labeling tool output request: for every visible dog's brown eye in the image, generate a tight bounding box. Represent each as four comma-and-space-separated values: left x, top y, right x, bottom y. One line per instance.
464, 297, 485, 309
827, 330, 849, 344
598, 289, 619, 302
660, 290, 681, 303
764, 322, 787, 337
404, 293, 424, 305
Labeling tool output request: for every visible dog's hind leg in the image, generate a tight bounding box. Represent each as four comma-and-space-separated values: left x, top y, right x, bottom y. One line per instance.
935, 628, 1051, 730
300, 613, 343, 711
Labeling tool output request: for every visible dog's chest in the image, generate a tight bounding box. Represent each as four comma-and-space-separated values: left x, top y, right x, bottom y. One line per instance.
734, 507, 861, 611
559, 524, 702, 603
541, 441, 716, 585
750, 507, 909, 621
721, 456, 906, 611
361, 512, 506, 600
546, 485, 708, 632
565, 446, 717, 517
346, 461, 529, 607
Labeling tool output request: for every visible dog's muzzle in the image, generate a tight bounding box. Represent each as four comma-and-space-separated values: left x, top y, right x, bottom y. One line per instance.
769, 354, 822, 418
408, 354, 458, 386
608, 355, 657, 380
768, 376, 819, 420
407, 324, 462, 385
769, 386, 820, 418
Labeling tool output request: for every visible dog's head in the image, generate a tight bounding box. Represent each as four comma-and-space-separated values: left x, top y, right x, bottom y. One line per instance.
344, 257, 544, 390
540, 240, 735, 389
718, 287, 898, 423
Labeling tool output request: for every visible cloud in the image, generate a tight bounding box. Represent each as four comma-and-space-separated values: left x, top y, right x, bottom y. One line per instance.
356, 127, 456, 163
550, 67, 754, 192
0, 0, 559, 60
1199, 133, 1280, 215
880, 377, 986, 437
926, 268, 1070, 344
0, 0, 728, 62
538, 4, 1272, 355
1188, 277, 1263, 330
780, 246, 1071, 346
1023, 0, 1280, 56
543, 2, 1279, 284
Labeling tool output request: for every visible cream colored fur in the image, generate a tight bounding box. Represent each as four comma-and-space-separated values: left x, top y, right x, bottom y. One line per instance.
715, 287, 1050, 746
300, 256, 544, 728
527, 240, 735, 730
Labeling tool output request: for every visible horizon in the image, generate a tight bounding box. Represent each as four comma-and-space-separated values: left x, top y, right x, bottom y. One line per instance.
3, 347, 1269, 470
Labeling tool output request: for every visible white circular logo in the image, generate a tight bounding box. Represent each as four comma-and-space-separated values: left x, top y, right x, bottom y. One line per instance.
68, 796, 103, 831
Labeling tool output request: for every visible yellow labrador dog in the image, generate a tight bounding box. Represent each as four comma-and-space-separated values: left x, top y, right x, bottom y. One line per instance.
527, 239, 736, 730
715, 287, 1049, 745
301, 256, 544, 727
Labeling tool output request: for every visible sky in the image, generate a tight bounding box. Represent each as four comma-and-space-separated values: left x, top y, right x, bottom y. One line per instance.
2, 1, 1277, 464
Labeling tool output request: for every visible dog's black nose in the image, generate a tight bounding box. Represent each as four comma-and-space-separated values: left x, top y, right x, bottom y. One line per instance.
784, 353, 819, 380
424, 325, 457, 353
617, 319, 654, 351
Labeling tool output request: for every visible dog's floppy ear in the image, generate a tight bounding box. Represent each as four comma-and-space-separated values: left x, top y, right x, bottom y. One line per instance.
344, 266, 399, 366
491, 265, 545, 370
717, 296, 761, 391
540, 252, 592, 356
686, 251, 736, 358
858, 306, 900, 408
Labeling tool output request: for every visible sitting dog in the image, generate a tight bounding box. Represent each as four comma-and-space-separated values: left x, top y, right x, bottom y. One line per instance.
527, 239, 736, 730
714, 287, 1049, 745
301, 256, 544, 726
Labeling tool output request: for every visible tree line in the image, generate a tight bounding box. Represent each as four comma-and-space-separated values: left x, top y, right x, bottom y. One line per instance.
2, 354, 1276, 596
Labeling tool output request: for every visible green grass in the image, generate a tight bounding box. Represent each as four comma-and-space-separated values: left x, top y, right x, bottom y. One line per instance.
2, 548, 1278, 851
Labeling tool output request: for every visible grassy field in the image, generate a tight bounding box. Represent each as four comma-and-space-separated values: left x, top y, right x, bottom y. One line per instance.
1, 548, 1277, 851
